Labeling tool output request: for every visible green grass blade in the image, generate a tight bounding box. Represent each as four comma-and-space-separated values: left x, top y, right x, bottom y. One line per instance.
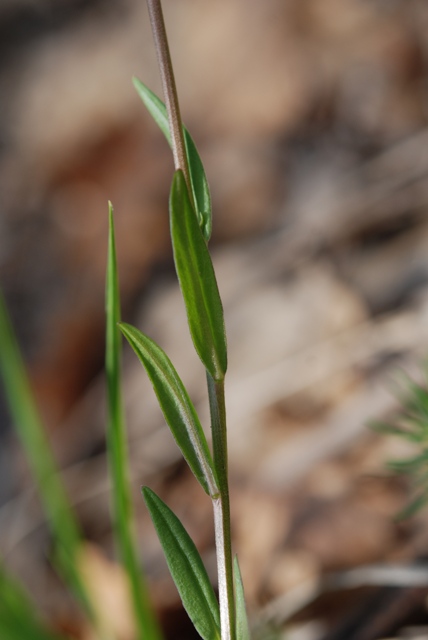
170, 170, 227, 381
0, 565, 65, 640
0, 291, 91, 615
120, 323, 218, 498
142, 487, 221, 640
233, 556, 250, 640
133, 77, 212, 241
106, 205, 162, 640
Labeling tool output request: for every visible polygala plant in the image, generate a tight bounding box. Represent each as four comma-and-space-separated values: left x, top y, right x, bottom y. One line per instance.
0, 0, 250, 639
117, 0, 249, 638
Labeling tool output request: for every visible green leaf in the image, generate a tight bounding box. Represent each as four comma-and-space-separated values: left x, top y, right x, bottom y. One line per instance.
142, 488, 220, 640
133, 77, 212, 241
233, 556, 250, 640
120, 323, 218, 497
170, 169, 227, 381
0, 565, 64, 640
106, 205, 162, 640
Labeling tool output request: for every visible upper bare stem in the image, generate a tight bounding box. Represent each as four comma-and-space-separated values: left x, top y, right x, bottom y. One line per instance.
146, 0, 191, 194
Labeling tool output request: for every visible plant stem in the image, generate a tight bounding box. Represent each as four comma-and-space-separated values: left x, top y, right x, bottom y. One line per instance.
146, 0, 192, 195
207, 373, 236, 640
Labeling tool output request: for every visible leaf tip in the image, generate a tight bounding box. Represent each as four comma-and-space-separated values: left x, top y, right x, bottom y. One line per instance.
108, 200, 114, 224
118, 322, 132, 339
141, 486, 157, 509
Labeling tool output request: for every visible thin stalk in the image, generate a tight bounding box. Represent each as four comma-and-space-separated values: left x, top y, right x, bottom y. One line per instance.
146, 0, 192, 198
207, 373, 236, 640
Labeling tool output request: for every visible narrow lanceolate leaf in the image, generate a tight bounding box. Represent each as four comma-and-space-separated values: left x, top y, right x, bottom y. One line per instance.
120, 323, 218, 498
106, 205, 162, 640
143, 488, 220, 640
170, 170, 227, 381
133, 77, 212, 241
0, 566, 64, 640
0, 291, 92, 616
233, 556, 250, 640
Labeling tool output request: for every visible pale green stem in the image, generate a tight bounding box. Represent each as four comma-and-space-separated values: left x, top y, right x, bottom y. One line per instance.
207, 374, 236, 640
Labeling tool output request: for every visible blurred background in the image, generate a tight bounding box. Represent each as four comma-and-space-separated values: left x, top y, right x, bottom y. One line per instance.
2, 0, 428, 638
